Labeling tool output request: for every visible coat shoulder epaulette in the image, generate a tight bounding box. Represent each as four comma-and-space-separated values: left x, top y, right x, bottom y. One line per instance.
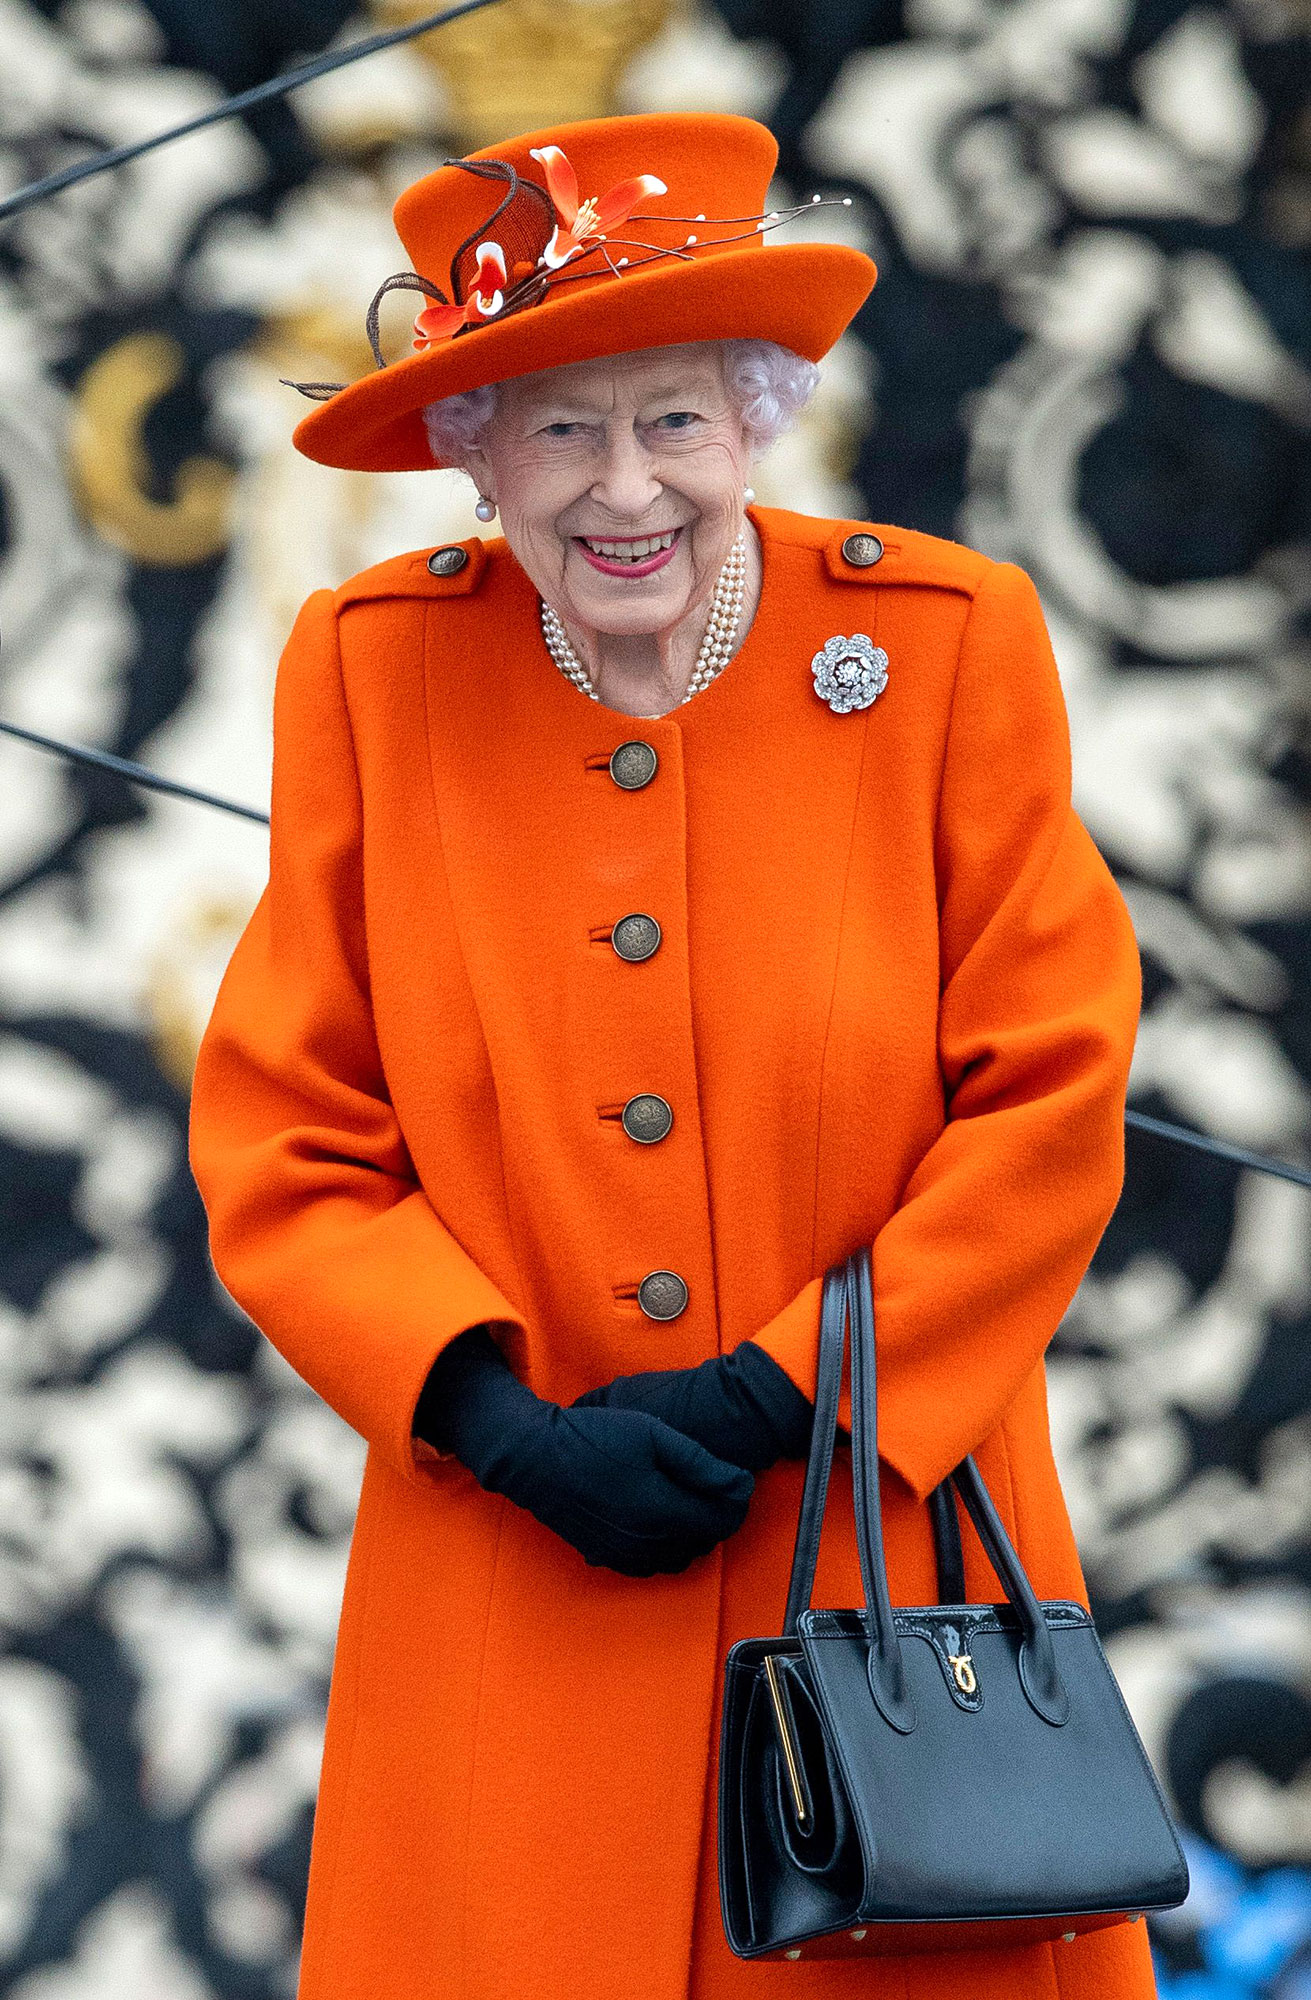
758, 507, 993, 596
333, 536, 491, 611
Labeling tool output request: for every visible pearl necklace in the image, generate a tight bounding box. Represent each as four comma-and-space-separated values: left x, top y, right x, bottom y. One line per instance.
540, 530, 748, 706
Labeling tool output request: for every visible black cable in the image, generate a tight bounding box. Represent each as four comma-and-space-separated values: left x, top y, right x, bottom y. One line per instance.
1125, 1110, 1311, 1192
0, 717, 268, 824
0, 0, 503, 224
4, 716, 1309, 1194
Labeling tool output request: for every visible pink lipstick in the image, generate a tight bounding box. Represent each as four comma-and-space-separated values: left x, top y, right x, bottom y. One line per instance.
574, 527, 683, 579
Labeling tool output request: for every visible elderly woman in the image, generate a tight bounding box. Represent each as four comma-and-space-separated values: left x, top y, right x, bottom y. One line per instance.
189, 113, 1152, 2000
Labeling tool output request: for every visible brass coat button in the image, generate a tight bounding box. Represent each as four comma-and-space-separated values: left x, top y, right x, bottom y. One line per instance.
427, 545, 468, 576
841, 532, 884, 568
621, 1094, 673, 1144
609, 740, 658, 790
638, 1270, 688, 1320
611, 913, 661, 962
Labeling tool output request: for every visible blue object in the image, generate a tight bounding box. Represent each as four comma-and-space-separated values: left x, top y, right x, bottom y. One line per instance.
1208, 1871, 1311, 1985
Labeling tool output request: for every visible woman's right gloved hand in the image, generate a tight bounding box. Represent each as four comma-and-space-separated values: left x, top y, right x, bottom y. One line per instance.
412, 1326, 755, 1577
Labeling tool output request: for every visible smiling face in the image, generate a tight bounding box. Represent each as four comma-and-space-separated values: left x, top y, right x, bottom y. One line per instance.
462, 343, 752, 641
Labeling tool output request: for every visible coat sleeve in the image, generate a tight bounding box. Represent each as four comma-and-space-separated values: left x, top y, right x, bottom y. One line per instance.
188, 588, 526, 1486
751, 559, 1141, 1502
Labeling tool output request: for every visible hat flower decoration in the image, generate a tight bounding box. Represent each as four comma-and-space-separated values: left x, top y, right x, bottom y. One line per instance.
408, 144, 671, 354
411, 241, 510, 344
530, 144, 668, 272
285, 114, 878, 475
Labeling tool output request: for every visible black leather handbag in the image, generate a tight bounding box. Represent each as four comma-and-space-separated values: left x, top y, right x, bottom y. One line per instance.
718, 1248, 1189, 1961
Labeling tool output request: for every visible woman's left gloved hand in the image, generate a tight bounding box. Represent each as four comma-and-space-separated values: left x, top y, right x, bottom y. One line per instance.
572, 1340, 813, 1474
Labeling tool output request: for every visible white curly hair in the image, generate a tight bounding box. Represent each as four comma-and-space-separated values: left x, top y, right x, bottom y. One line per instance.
422, 338, 820, 469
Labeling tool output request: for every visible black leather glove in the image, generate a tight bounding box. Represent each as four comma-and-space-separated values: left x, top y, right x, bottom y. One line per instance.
571, 1340, 813, 1474
412, 1326, 755, 1577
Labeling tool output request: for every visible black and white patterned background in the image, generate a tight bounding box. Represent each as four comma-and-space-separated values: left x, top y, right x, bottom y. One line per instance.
0, 1, 1307, 1992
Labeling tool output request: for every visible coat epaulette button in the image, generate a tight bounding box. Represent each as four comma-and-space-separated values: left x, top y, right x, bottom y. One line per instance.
841, 532, 884, 568
427, 545, 469, 576
638, 1271, 689, 1321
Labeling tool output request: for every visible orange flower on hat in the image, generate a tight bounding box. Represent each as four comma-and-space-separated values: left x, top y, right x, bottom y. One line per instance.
529, 145, 667, 271
412, 241, 508, 350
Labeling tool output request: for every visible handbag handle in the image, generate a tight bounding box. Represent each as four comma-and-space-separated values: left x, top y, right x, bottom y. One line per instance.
782, 1264, 965, 1633
784, 1249, 1070, 1730
781, 1262, 848, 1636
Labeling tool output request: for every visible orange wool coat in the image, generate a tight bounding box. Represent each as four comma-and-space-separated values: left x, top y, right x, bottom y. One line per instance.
189, 507, 1156, 2000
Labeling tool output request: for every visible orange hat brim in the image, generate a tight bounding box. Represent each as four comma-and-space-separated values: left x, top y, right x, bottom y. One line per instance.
291, 239, 877, 474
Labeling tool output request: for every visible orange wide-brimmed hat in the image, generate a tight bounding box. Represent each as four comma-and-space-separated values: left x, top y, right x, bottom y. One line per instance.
290, 111, 877, 473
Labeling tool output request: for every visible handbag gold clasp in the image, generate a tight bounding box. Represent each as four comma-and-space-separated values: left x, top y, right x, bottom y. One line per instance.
947, 1653, 977, 1695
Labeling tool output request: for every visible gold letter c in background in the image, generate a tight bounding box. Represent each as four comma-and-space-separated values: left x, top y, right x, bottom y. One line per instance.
69, 331, 234, 568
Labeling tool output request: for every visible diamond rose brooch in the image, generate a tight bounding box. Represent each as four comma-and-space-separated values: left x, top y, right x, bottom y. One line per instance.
811, 633, 889, 713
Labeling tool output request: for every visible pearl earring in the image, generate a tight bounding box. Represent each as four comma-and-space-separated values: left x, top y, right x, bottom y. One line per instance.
743, 486, 756, 504
475, 495, 496, 522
